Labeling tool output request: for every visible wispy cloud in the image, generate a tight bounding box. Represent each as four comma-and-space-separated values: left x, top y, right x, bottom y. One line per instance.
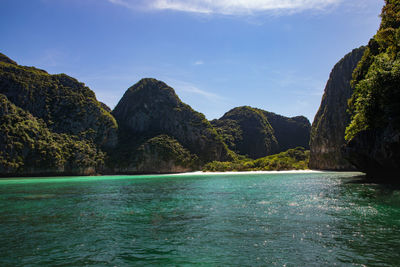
194, 60, 204, 65
108, 0, 343, 15
166, 79, 227, 102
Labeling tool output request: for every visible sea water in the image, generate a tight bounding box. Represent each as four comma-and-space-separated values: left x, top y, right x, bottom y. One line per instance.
0, 172, 399, 266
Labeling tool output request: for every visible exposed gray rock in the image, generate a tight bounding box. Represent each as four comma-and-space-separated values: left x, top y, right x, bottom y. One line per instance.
309, 47, 365, 170
262, 111, 311, 152
343, 126, 400, 180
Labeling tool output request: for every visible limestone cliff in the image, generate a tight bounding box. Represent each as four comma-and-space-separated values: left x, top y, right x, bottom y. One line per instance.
211, 106, 278, 159
343, 1, 400, 181
0, 54, 118, 148
211, 106, 310, 159
0, 94, 104, 176
262, 111, 311, 151
309, 47, 365, 170
112, 78, 232, 167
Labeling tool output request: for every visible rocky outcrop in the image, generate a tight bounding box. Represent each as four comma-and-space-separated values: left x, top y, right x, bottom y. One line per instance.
211, 106, 310, 159
309, 47, 365, 170
211, 106, 278, 159
0, 94, 104, 176
0, 53, 17, 65
341, 1, 400, 182
262, 111, 311, 151
343, 127, 400, 181
0, 55, 118, 148
112, 78, 232, 165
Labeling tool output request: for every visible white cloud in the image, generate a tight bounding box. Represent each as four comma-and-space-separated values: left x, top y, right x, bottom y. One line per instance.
194, 60, 204, 65
108, 0, 343, 15
178, 83, 224, 101
166, 79, 226, 102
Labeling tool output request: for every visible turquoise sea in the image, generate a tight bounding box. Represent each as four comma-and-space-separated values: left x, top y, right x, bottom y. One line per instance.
0, 172, 400, 266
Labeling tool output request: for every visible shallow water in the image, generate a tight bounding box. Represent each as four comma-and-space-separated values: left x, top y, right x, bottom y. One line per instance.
0, 172, 399, 266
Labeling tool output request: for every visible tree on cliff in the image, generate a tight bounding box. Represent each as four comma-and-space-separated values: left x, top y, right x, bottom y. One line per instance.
344, 0, 400, 180
346, 0, 400, 140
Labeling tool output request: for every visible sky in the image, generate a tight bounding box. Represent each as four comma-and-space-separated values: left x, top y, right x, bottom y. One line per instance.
1, 0, 384, 121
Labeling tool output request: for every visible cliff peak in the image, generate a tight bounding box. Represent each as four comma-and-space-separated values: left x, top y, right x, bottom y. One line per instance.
0, 53, 17, 65
112, 79, 231, 164
0, 53, 118, 149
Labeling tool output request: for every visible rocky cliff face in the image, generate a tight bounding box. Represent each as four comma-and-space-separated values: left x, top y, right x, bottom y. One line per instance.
211, 106, 310, 159
0, 54, 118, 148
112, 78, 232, 168
344, 127, 400, 180
309, 47, 365, 170
262, 111, 311, 151
211, 106, 279, 159
342, 1, 400, 182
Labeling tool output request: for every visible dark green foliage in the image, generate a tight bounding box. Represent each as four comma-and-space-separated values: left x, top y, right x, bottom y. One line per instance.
136, 135, 199, 171
339, 1, 400, 181
0, 53, 17, 65
0, 53, 311, 176
139, 135, 196, 163
107, 133, 199, 173
0, 94, 104, 176
347, 0, 400, 140
0, 59, 117, 148
203, 147, 309, 172
100, 102, 112, 113
210, 119, 242, 151
261, 111, 310, 151
212, 106, 310, 159
211, 106, 279, 159
112, 78, 232, 163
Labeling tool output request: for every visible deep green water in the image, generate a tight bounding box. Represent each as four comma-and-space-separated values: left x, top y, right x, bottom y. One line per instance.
1, 172, 400, 266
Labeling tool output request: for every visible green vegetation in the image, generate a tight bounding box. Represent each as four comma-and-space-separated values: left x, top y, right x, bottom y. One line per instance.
0, 56, 117, 148
346, 0, 400, 140
136, 135, 199, 170
0, 94, 104, 175
0, 54, 311, 175
211, 106, 279, 159
203, 147, 309, 172
211, 106, 310, 159
112, 78, 232, 164
262, 111, 311, 151
0, 53, 17, 65
106, 133, 199, 173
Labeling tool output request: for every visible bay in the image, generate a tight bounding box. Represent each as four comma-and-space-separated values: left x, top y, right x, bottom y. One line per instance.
0, 172, 399, 266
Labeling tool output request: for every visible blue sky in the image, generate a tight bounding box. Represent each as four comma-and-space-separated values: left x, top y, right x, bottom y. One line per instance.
1, 0, 383, 121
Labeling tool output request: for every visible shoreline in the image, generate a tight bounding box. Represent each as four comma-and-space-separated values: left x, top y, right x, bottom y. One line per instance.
172, 170, 363, 176
0, 170, 365, 181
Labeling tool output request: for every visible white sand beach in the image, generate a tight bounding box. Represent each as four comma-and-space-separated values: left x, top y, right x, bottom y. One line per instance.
173, 170, 328, 176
